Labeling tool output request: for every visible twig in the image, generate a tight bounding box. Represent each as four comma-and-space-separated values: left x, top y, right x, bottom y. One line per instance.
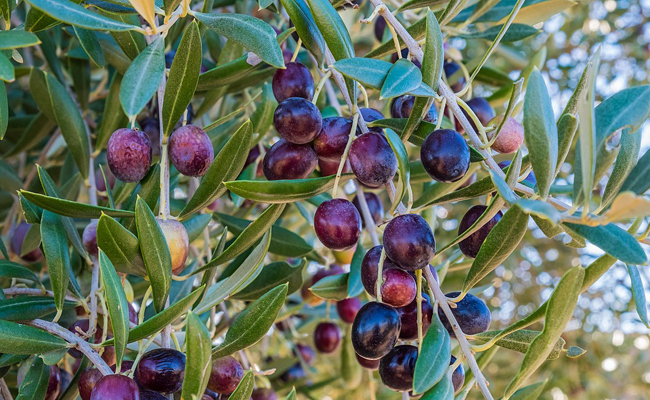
3, 287, 79, 303
354, 184, 381, 246
0, 379, 13, 400
26, 319, 113, 376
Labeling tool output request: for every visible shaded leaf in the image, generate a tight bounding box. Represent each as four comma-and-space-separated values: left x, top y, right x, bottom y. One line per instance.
97, 214, 146, 276
627, 264, 648, 327
120, 37, 165, 118
0, 320, 67, 354
310, 273, 348, 301
74, 27, 105, 68
459, 23, 539, 42
40, 211, 71, 314
563, 222, 647, 264
332, 57, 391, 90
233, 260, 305, 300
98, 250, 130, 371
385, 129, 410, 213
228, 370, 255, 400
16, 358, 49, 400
225, 174, 354, 204
620, 147, 650, 195
20, 190, 134, 218
181, 312, 212, 400
279, 0, 326, 66
24, 0, 139, 31
381, 59, 423, 100
507, 380, 547, 400
601, 129, 642, 208
341, 325, 363, 388
413, 314, 451, 394
0, 260, 42, 286
96, 73, 128, 151
347, 243, 365, 298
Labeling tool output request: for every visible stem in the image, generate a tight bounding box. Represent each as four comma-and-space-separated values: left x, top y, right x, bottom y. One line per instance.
424, 269, 494, 400
291, 39, 302, 62
3, 287, 79, 303
0, 379, 13, 400
312, 70, 332, 105
332, 112, 359, 198
386, 181, 408, 215
27, 319, 113, 376
416, 269, 423, 352
375, 247, 387, 303
355, 184, 381, 246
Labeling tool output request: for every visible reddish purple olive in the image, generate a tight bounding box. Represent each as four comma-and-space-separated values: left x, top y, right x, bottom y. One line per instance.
356, 354, 380, 370
378, 268, 417, 307
314, 198, 361, 251
487, 116, 524, 154
499, 161, 536, 187
360, 245, 400, 296
420, 129, 470, 183
336, 297, 362, 324
383, 214, 436, 271
437, 292, 491, 337
295, 343, 316, 365
79, 369, 104, 400
11, 222, 43, 262
90, 375, 140, 400
456, 97, 495, 134
135, 348, 185, 394
83, 220, 98, 258
168, 125, 214, 177
273, 97, 322, 144
107, 128, 152, 183
396, 293, 433, 340
157, 218, 189, 275
390, 95, 437, 124
379, 345, 418, 392
252, 388, 278, 400
450, 355, 465, 394
279, 363, 306, 383
313, 117, 355, 162
139, 117, 161, 157
263, 139, 318, 180
351, 302, 401, 360
352, 192, 383, 227
208, 356, 244, 394
359, 108, 385, 134
349, 132, 397, 188
318, 158, 349, 176
374, 16, 387, 41
95, 166, 116, 193
44, 365, 61, 400
272, 62, 315, 102
314, 322, 341, 353
444, 61, 466, 92
458, 205, 503, 259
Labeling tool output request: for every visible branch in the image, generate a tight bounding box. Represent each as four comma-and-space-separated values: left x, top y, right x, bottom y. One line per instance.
3, 287, 79, 303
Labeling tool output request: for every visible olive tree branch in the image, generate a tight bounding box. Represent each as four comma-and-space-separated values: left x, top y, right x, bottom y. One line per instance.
0, 378, 13, 400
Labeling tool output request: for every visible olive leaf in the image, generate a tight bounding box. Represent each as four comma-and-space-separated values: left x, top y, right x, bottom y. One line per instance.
620, 147, 650, 196
232, 260, 305, 300
120, 36, 165, 118
310, 273, 349, 301
279, 0, 326, 66
0, 260, 42, 286
385, 128, 410, 213
0, 320, 67, 354
181, 312, 212, 400
24, 0, 139, 31
16, 357, 50, 400
600, 129, 642, 209
332, 57, 391, 89
473, 330, 565, 359
95, 73, 127, 151
420, 370, 454, 400
97, 214, 146, 276
0, 30, 40, 49
413, 314, 451, 394
562, 222, 647, 265
341, 325, 363, 388
380, 59, 424, 100
20, 191, 134, 219
626, 264, 649, 327
0, 297, 75, 321
40, 210, 72, 314
508, 380, 548, 400
228, 370, 255, 400
347, 243, 365, 298
98, 250, 130, 371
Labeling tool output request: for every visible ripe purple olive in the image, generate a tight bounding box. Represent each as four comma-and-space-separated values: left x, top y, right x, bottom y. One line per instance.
374, 16, 387, 41
383, 214, 436, 271
487, 116, 524, 154
314, 198, 361, 251
263, 139, 318, 180
83, 220, 98, 258
437, 292, 491, 337
359, 108, 385, 134
90, 375, 140, 400
44, 365, 61, 400
396, 293, 433, 340
139, 117, 161, 157
450, 355, 466, 394
336, 297, 362, 324
356, 354, 380, 370
135, 348, 186, 394
11, 222, 43, 262
168, 125, 214, 177
420, 129, 470, 183
351, 302, 401, 360
444, 61, 466, 93
456, 97, 495, 134
318, 158, 349, 176
313, 117, 355, 162
208, 356, 244, 394
295, 343, 316, 365
140, 391, 168, 400
67, 320, 116, 365
390, 95, 437, 124
458, 205, 503, 258
156, 218, 189, 275
352, 192, 383, 227
349, 132, 398, 188
272, 62, 315, 102
379, 268, 417, 307
273, 97, 322, 144
499, 161, 536, 187
279, 363, 306, 383
79, 368, 104, 400
251, 388, 278, 400
107, 128, 152, 183
95, 166, 116, 193
378, 345, 418, 392
314, 322, 342, 353
360, 245, 400, 296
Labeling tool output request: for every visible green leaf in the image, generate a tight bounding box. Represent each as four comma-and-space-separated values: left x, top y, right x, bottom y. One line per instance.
504, 266, 585, 398
566, 346, 586, 358
601, 129, 642, 208
523, 68, 557, 198
414, 173, 492, 209
164, 0, 181, 18
332, 57, 391, 90
233, 260, 305, 300
380, 59, 423, 99
413, 314, 451, 394
555, 113, 578, 175
135, 197, 172, 312
194, 232, 271, 314
40, 211, 71, 314
0, 30, 41, 50
100, 13, 147, 60
285, 388, 297, 400
473, 330, 565, 359
0, 320, 67, 354
74, 27, 105, 68
0, 159, 21, 192
310, 273, 349, 301
197, 56, 261, 91
41, 71, 91, 178
251, 84, 277, 138
507, 381, 547, 400
341, 325, 363, 388
228, 370, 255, 400
514, 199, 561, 224
214, 213, 314, 257
0, 260, 42, 286
366, 15, 427, 60
181, 121, 253, 218
98, 250, 130, 371
97, 214, 146, 276
162, 21, 202, 137
279, 0, 326, 66
0, 82, 6, 138
24, 0, 139, 31
181, 312, 212, 400
420, 371, 454, 400
462, 204, 528, 293
120, 37, 165, 118
0, 297, 75, 322
20, 190, 134, 218
459, 23, 538, 42
16, 358, 49, 400
105, 286, 204, 345
627, 264, 648, 327
620, 147, 650, 195
563, 222, 647, 265
96, 73, 128, 151
225, 174, 354, 204
347, 243, 365, 298
490, 170, 517, 205
368, 118, 454, 146
385, 129, 410, 213
198, 204, 285, 272
182, 214, 212, 243
194, 12, 284, 68
211, 284, 288, 358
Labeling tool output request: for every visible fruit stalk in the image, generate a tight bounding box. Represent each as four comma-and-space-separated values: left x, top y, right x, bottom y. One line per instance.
424, 268, 494, 400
